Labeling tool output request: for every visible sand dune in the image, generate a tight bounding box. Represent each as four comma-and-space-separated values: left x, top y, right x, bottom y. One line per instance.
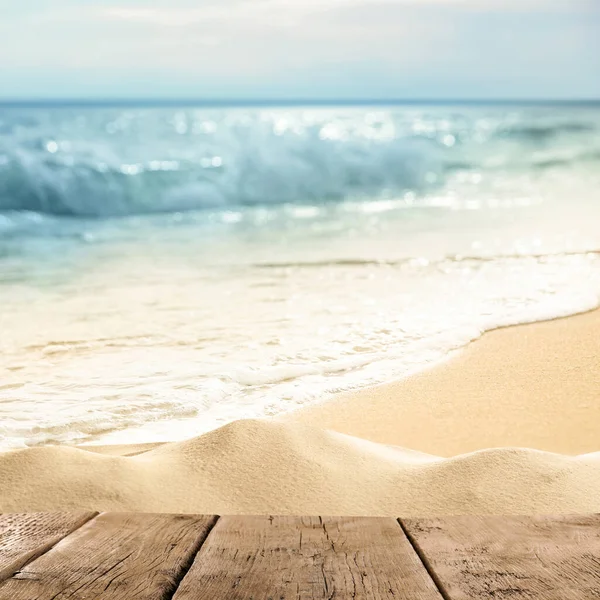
2, 419, 600, 516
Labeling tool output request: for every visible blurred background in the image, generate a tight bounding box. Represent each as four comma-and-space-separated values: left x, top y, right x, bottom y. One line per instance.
1, 1, 599, 449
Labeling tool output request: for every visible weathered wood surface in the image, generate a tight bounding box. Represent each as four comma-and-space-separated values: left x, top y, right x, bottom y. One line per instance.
1, 512, 600, 599
0, 512, 97, 583
173, 515, 443, 600
402, 514, 600, 600
0, 513, 217, 600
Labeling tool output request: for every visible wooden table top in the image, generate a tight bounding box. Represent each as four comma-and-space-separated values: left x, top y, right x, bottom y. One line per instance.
0, 512, 599, 599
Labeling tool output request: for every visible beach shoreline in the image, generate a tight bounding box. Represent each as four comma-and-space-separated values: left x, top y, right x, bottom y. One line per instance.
84, 306, 600, 458
285, 306, 600, 456
2, 308, 599, 515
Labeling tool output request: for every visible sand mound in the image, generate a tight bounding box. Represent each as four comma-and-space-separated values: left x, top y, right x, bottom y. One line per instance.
1, 419, 599, 516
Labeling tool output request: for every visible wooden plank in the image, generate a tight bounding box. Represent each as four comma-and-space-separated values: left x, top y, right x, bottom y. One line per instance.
173, 515, 444, 600
402, 514, 600, 600
0, 512, 96, 583
0, 512, 218, 600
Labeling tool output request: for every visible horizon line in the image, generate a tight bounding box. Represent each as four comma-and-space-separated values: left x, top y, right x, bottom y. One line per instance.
1, 97, 600, 108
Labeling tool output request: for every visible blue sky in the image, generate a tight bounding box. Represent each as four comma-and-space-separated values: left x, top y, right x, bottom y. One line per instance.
0, 0, 598, 99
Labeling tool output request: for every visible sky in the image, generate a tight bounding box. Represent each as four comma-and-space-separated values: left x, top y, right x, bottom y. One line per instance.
0, 0, 599, 100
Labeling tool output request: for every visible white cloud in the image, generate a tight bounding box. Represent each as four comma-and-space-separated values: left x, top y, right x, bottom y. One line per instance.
95, 0, 595, 26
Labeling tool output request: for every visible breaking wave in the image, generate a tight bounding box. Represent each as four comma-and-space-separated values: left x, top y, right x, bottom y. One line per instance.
0, 125, 435, 217
497, 121, 595, 140
1, 105, 598, 218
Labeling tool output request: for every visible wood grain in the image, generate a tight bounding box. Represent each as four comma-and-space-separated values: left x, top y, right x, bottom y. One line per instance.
0, 512, 218, 600
402, 514, 600, 600
173, 515, 443, 600
0, 512, 96, 583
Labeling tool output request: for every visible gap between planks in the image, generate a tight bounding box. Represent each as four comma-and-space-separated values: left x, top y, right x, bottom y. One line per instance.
398, 518, 452, 600
162, 515, 222, 600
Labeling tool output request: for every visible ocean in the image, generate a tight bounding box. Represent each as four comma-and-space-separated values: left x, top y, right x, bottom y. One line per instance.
1, 102, 599, 449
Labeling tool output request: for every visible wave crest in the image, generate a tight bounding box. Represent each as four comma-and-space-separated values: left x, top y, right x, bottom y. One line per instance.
0, 130, 435, 217
1, 106, 598, 218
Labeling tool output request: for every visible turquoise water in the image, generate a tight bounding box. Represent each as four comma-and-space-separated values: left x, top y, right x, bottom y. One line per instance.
1, 103, 599, 448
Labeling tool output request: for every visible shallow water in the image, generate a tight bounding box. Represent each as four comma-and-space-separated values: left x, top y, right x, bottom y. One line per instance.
1, 103, 599, 449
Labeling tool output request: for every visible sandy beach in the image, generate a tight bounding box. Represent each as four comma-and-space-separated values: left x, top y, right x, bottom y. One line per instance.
287, 307, 600, 456
1, 309, 599, 516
